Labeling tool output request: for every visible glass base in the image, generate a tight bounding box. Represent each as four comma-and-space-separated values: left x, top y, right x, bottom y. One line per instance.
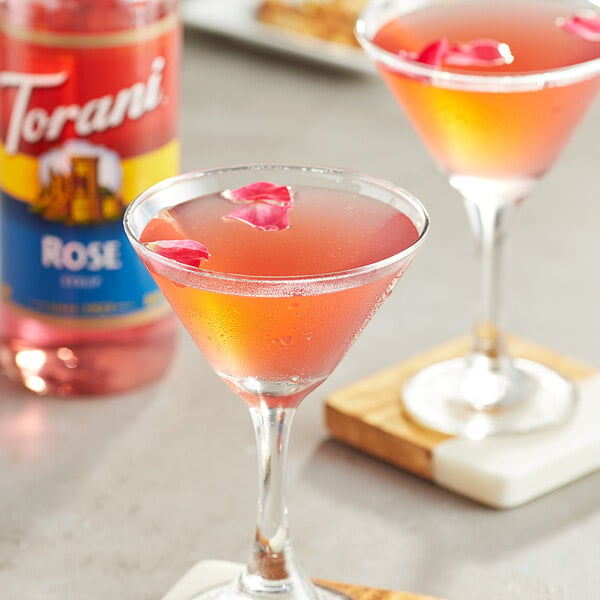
402, 357, 577, 439
190, 582, 351, 600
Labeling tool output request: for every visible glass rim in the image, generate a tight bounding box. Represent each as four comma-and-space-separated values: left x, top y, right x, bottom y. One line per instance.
123, 163, 430, 289
356, 0, 600, 93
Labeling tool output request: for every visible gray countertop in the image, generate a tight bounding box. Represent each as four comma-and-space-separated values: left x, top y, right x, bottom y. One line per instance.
1, 27, 600, 600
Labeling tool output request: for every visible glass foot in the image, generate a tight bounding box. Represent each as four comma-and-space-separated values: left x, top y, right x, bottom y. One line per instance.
402, 357, 577, 439
190, 582, 351, 600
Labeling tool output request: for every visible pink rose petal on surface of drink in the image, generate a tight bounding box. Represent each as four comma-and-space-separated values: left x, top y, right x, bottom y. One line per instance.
402, 38, 448, 66
445, 39, 514, 66
223, 202, 291, 232
146, 239, 210, 268
221, 181, 293, 231
401, 38, 513, 68
222, 181, 293, 205
559, 12, 600, 41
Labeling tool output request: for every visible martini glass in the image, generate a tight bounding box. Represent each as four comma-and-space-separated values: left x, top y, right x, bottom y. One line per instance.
124, 164, 429, 600
357, 0, 600, 438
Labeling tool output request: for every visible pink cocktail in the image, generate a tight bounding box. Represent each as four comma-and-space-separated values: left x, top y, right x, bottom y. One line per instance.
372, 1, 600, 182
140, 182, 419, 408
358, 0, 600, 438
124, 164, 429, 600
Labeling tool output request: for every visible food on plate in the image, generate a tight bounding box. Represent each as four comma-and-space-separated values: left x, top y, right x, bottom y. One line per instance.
256, 0, 367, 46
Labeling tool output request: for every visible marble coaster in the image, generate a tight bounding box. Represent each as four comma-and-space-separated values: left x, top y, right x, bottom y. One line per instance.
161, 560, 444, 600
162, 560, 242, 600
432, 373, 600, 507
326, 336, 600, 508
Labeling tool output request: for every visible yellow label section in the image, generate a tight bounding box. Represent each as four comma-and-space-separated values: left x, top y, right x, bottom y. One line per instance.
0, 145, 40, 202
121, 140, 180, 204
0, 139, 180, 204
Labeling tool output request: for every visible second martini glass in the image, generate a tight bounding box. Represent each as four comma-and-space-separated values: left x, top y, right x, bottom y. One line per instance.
124, 164, 429, 600
357, 0, 600, 438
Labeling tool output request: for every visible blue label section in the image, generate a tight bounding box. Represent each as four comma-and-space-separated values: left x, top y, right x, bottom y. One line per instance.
1, 191, 162, 320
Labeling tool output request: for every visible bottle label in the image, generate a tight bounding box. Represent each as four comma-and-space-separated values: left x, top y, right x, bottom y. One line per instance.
0, 14, 180, 326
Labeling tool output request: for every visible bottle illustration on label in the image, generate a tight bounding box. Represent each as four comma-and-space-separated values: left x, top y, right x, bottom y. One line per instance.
0, 0, 181, 396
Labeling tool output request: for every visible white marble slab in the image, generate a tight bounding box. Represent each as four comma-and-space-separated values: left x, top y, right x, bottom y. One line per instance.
432, 374, 600, 508
162, 560, 242, 600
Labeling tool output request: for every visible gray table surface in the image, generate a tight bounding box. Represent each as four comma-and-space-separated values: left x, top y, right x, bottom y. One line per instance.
2, 26, 600, 600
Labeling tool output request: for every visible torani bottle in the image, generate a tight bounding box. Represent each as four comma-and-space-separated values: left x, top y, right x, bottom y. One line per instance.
0, 0, 181, 396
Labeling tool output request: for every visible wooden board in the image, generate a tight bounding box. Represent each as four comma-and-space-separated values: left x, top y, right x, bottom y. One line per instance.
325, 335, 596, 482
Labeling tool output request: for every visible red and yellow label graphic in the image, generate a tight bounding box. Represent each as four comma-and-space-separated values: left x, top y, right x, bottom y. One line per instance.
0, 11, 181, 321
0, 138, 179, 216
0, 12, 181, 210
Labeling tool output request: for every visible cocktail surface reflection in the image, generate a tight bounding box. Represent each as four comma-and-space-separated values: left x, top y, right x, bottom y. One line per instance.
124, 165, 429, 600
357, 0, 600, 438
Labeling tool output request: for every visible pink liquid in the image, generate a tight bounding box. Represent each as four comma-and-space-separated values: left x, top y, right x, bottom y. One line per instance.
0, 308, 176, 396
372, 0, 600, 179
140, 185, 419, 407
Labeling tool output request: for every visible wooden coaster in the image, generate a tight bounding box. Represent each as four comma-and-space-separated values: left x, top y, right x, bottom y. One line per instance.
161, 559, 445, 600
325, 335, 600, 508
317, 579, 443, 600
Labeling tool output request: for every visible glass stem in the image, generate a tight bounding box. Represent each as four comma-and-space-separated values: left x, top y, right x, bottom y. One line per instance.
459, 195, 529, 409
463, 195, 514, 362
236, 404, 316, 599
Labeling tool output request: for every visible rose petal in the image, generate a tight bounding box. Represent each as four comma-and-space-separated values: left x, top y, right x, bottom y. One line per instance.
146, 239, 210, 268
403, 38, 448, 66
445, 39, 514, 66
223, 201, 291, 232
559, 12, 600, 41
222, 181, 293, 206
221, 180, 294, 231
402, 38, 513, 68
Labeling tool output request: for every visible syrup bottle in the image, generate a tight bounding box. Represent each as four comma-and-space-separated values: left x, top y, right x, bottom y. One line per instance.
0, 0, 181, 395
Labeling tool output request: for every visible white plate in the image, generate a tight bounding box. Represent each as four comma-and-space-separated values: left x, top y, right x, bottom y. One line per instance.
182, 0, 373, 74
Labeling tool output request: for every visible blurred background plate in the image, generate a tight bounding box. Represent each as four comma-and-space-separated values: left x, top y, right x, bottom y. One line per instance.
182, 0, 373, 74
